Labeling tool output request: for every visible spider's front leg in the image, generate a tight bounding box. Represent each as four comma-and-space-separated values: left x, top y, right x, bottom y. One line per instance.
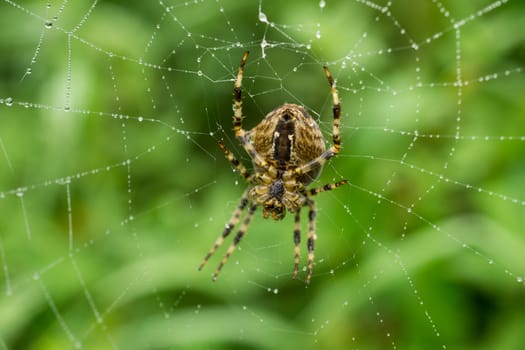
291, 180, 348, 283
292, 210, 301, 280
305, 199, 317, 285
198, 189, 250, 272
212, 203, 257, 281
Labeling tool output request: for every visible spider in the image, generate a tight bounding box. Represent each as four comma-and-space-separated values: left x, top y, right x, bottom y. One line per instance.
198, 51, 347, 284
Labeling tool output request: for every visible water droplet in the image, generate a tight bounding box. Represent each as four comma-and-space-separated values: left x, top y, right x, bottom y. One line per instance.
4, 97, 13, 106
44, 20, 53, 29
197, 70, 203, 76
258, 12, 268, 23
138, 116, 143, 122
319, 0, 326, 8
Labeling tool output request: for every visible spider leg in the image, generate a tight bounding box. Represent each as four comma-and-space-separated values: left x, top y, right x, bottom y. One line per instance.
198, 189, 250, 271
233, 50, 249, 135
291, 65, 341, 177
218, 140, 253, 183
295, 180, 349, 283
212, 204, 258, 281
306, 199, 317, 285
307, 179, 348, 197
292, 209, 301, 280
231, 51, 278, 178
324, 65, 341, 155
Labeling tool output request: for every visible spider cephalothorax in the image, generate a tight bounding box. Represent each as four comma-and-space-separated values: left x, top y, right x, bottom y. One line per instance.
198, 51, 347, 284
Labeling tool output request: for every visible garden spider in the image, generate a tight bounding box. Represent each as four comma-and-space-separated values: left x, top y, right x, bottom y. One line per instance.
198, 51, 347, 284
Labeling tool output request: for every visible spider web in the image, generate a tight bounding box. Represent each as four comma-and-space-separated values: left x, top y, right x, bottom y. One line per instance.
1, 0, 524, 349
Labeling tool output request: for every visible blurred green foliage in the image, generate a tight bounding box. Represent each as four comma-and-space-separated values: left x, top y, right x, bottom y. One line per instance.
1, 0, 524, 349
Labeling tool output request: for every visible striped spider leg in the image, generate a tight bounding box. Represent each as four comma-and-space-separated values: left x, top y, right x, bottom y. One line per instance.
291, 180, 348, 284
198, 141, 257, 281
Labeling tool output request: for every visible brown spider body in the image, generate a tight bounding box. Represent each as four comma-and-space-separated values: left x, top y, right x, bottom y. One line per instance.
249, 103, 326, 220
198, 51, 347, 284
252, 103, 326, 185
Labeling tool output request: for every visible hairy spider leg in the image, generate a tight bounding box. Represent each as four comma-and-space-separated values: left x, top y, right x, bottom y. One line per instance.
232, 50, 278, 179
212, 204, 258, 281
217, 140, 253, 183
324, 66, 342, 155
291, 65, 341, 178
232, 50, 249, 135
292, 210, 301, 280
198, 189, 250, 271
306, 199, 317, 285
307, 179, 349, 197
289, 180, 348, 282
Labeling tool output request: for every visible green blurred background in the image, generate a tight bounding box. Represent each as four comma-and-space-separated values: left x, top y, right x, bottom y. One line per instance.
1, 0, 524, 349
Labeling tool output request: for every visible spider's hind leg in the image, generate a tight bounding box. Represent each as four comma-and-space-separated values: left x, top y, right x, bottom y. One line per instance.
231, 51, 275, 175
323, 65, 341, 155
292, 65, 342, 177
233, 50, 249, 136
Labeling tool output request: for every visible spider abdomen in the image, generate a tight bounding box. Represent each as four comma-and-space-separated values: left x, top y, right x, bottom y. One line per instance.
252, 103, 326, 185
